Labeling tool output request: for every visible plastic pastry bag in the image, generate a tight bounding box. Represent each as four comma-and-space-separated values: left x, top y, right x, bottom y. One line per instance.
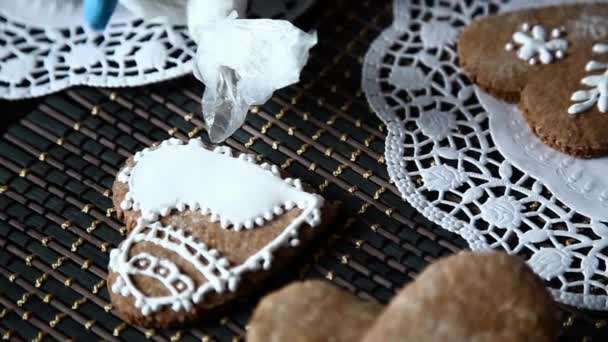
191, 11, 317, 143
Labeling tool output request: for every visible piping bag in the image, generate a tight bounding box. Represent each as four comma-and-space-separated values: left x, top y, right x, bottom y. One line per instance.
121, 0, 318, 143
188, 1, 317, 143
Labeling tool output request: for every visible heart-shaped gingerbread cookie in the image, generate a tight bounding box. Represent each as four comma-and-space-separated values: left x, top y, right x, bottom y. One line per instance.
108, 138, 333, 327
248, 252, 560, 342
459, 4, 608, 158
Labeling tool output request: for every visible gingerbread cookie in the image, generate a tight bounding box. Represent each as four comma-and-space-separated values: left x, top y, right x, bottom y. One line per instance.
458, 4, 608, 158
362, 252, 560, 342
247, 280, 383, 342
108, 138, 333, 327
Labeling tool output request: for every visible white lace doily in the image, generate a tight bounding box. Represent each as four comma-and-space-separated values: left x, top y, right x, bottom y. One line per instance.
363, 0, 608, 310
0, 0, 314, 99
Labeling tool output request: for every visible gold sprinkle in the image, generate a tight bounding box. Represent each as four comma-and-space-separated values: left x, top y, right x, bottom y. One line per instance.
72, 297, 87, 310
363, 170, 373, 179
324, 148, 333, 157
563, 315, 575, 327
41, 236, 51, 246
260, 122, 273, 134
113, 323, 127, 337
17, 293, 32, 307
8, 273, 17, 282
325, 271, 334, 280
19, 169, 28, 178
302, 112, 310, 121
61, 220, 72, 230
250, 106, 259, 114
232, 337, 242, 342
86, 220, 100, 233
318, 180, 329, 192
333, 165, 345, 177
385, 208, 394, 217
100, 243, 110, 253
0, 185, 7, 194
38, 152, 47, 161
106, 208, 115, 217
348, 186, 358, 194
109, 92, 117, 101
340, 134, 348, 142
529, 202, 540, 210
50, 314, 65, 328
287, 127, 296, 136
35, 273, 48, 288
355, 240, 364, 248
85, 320, 95, 330
272, 141, 280, 150
103, 189, 112, 197
104, 304, 113, 313
71, 238, 84, 252
25, 255, 35, 266
312, 129, 323, 140
296, 145, 308, 155
244, 137, 257, 148
341, 255, 350, 264
81, 204, 93, 213
81, 259, 91, 270
32, 331, 45, 342
145, 329, 156, 339
0, 308, 8, 318
184, 113, 194, 122
275, 109, 286, 119
167, 127, 178, 136
21, 311, 31, 320
170, 331, 183, 341
355, 119, 362, 127
341, 102, 352, 111
371, 224, 380, 232
326, 116, 337, 125
358, 203, 370, 214
92, 279, 106, 294
364, 136, 374, 147
64, 277, 73, 287
595, 320, 607, 329
91, 106, 99, 115
291, 95, 302, 105
73, 122, 81, 131
56, 137, 64, 146
317, 98, 325, 106
377, 156, 385, 164
119, 227, 128, 236
281, 159, 293, 170
43, 294, 53, 303
374, 187, 386, 200
308, 163, 317, 171
52, 257, 66, 270
2, 331, 11, 340
188, 127, 201, 138
201, 336, 212, 342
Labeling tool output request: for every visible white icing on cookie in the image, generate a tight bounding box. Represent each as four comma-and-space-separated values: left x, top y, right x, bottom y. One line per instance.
571, 15, 608, 40
109, 138, 324, 315
569, 43, 608, 116
506, 23, 568, 65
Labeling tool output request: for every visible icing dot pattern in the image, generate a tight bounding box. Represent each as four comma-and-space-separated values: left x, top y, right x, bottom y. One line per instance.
109, 138, 325, 315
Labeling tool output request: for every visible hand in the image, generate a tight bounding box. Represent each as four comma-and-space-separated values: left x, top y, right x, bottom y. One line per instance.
83, 0, 119, 30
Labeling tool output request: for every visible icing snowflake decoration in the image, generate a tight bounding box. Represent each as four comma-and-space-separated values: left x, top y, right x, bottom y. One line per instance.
569, 43, 608, 115
505, 23, 568, 65
109, 138, 324, 315
363, 0, 608, 311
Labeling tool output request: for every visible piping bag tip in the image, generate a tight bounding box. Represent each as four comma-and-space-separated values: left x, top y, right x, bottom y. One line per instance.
193, 14, 318, 143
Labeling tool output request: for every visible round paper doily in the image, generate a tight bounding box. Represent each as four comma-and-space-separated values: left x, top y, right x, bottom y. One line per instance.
0, 0, 314, 99
363, 0, 608, 310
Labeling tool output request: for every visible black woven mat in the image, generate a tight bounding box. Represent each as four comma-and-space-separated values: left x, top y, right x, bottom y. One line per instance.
0, 1, 607, 341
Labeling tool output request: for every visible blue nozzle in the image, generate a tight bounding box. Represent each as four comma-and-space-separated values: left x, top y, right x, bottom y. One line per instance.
83, 0, 119, 31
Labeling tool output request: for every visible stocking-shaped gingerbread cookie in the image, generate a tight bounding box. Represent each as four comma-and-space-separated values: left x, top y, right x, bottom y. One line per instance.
459, 4, 608, 158
108, 138, 333, 327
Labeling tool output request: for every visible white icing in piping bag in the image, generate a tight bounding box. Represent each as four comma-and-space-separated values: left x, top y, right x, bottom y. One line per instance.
189, 0, 317, 143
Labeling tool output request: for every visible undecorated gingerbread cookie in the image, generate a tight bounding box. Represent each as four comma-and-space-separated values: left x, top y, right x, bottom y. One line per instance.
248, 280, 383, 342
362, 252, 560, 342
108, 138, 333, 327
459, 4, 608, 158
